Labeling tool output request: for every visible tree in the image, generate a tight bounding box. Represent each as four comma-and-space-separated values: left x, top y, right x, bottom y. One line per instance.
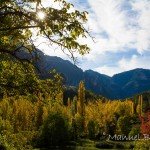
0, 59, 39, 97
87, 120, 97, 139
77, 81, 86, 133
71, 96, 77, 117
78, 81, 85, 117
0, 58, 63, 97
139, 111, 150, 135
0, 0, 90, 63
39, 111, 70, 147
117, 116, 132, 136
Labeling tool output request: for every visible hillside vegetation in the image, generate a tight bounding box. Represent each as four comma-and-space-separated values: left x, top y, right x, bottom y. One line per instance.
0, 60, 150, 149
0, 0, 149, 149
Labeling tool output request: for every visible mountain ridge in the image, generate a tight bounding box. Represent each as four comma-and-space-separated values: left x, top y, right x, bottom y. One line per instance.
18, 50, 150, 99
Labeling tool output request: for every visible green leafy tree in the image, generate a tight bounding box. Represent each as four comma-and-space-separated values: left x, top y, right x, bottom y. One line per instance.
0, 59, 63, 99
0, 0, 90, 100
87, 120, 97, 139
117, 116, 132, 136
39, 111, 70, 147
0, 0, 90, 62
0, 60, 39, 97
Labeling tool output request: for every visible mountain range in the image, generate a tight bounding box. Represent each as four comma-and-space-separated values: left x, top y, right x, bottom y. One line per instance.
18, 50, 150, 99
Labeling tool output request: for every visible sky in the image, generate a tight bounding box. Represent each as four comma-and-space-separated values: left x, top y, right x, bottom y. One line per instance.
36, 0, 150, 76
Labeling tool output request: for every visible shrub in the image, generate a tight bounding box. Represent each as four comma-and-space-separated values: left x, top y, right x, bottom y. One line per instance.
0, 131, 37, 150
117, 116, 132, 136
0, 134, 13, 150
74, 113, 86, 138
0, 117, 13, 134
134, 140, 150, 150
87, 120, 98, 139
129, 126, 140, 137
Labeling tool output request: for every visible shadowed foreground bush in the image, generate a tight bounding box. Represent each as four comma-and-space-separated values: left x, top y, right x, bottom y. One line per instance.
38, 112, 71, 148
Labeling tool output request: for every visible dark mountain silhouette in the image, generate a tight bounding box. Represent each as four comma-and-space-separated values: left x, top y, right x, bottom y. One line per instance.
18, 49, 150, 99
112, 68, 150, 99
84, 68, 150, 99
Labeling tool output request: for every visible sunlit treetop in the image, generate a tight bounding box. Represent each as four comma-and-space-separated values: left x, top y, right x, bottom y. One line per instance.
0, 0, 90, 62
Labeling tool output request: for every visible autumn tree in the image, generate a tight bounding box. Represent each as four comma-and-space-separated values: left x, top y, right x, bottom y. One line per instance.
77, 81, 86, 133
78, 81, 85, 117
71, 96, 77, 117
0, 0, 90, 63
137, 95, 143, 115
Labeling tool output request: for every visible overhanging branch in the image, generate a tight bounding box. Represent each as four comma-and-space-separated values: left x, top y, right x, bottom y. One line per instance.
0, 25, 39, 31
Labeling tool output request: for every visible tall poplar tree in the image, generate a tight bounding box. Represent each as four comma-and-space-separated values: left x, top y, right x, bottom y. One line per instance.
78, 81, 86, 132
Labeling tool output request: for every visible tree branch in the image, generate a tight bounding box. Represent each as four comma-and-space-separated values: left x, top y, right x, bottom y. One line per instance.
0, 25, 39, 31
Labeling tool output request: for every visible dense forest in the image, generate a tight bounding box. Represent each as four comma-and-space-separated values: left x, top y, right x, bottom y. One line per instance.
0, 0, 150, 149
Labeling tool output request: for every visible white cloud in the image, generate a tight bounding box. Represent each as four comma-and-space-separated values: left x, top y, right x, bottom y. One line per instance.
118, 54, 150, 71
79, 0, 150, 75
94, 54, 150, 76
94, 65, 121, 77
40, 0, 150, 55
130, 0, 150, 53
41, 0, 62, 9
86, 0, 150, 54
37, 0, 150, 76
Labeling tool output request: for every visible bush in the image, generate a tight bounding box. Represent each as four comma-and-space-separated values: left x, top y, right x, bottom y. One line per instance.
134, 140, 150, 150
0, 134, 13, 150
0, 117, 13, 134
117, 116, 132, 136
87, 120, 98, 139
39, 111, 71, 147
74, 113, 86, 138
0, 131, 36, 150
129, 126, 140, 137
